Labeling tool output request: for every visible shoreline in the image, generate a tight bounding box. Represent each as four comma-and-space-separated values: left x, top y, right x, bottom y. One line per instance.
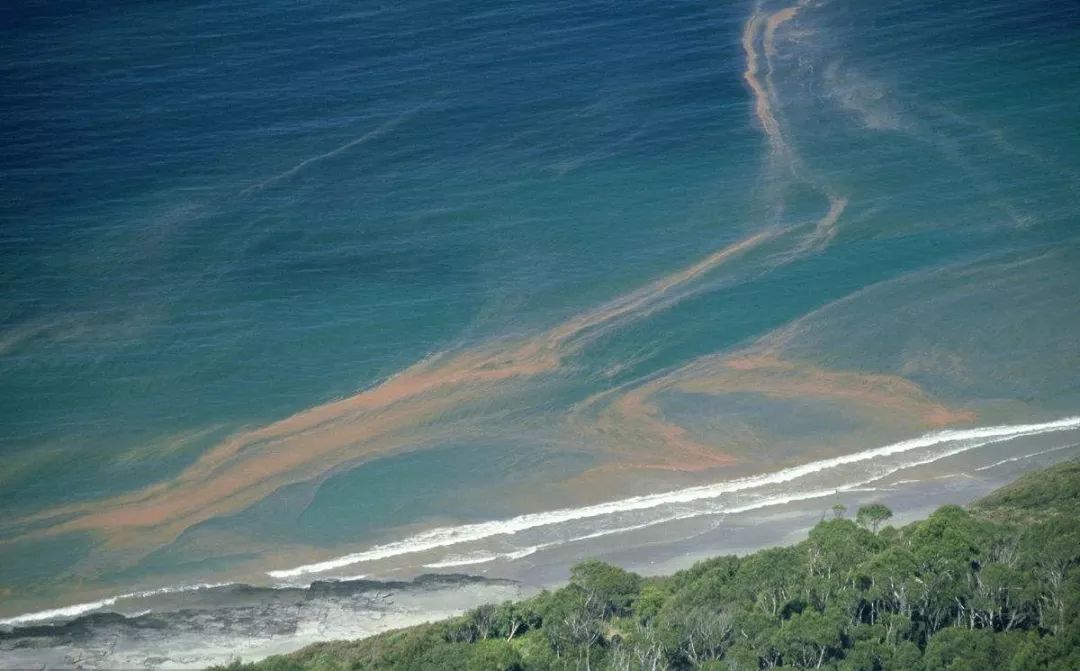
226, 457, 1080, 671
4, 419, 1079, 668
6, 416, 1079, 627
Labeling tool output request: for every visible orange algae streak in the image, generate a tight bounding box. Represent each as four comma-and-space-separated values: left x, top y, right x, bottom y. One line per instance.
568, 378, 739, 474
813, 194, 848, 246
764, 7, 801, 58
742, 10, 787, 156
544, 230, 778, 351
10, 230, 773, 552
778, 194, 849, 260
45, 350, 556, 541
741, 1, 808, 159
605, 390, 737, 471
751, 1, 851, 257
570, 317, 974, 476
681, 353, 975, 427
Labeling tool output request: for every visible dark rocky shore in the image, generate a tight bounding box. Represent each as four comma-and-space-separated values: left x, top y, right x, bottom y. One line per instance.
0, 575, 523, 669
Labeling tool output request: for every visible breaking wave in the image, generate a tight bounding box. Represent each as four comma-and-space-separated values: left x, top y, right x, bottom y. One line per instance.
0, 582, 235, 627
267, 416, 1080, 579
974, 442, 1080, 472
6, 417, 1078, 627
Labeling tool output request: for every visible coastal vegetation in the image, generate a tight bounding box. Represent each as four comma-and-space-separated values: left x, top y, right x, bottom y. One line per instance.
217, 460, 1080, 670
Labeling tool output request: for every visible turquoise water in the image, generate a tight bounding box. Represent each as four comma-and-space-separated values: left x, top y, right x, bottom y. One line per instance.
1, 0, 1079, 618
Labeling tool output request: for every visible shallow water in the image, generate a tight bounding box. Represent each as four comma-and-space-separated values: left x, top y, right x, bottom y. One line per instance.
1, 0, 1079, 641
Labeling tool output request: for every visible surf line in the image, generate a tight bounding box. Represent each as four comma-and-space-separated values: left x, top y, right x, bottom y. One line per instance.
0, 582, 235, 628
974, 442, 1080, 472
265, 416, 1080, 579
8, 418, 1077, 626
424, 420, 1049, 570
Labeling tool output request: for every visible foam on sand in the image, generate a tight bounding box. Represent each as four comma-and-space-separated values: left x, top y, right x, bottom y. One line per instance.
974, 442, 1080, 472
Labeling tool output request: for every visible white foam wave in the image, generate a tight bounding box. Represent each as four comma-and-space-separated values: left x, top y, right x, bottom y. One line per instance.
708, 432, 1040, 517
424, 554, 503, 569
424, 547, 539, 569
267, 417, 1080, 578
423, 519, 690, 568
0, 596, 123, 627
10, 418, 1076, 627
974, 442, 1080, 472
0, 581, 234, 627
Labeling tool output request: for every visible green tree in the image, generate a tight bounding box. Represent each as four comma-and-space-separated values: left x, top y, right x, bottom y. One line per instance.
658, 605, 733, 667
540, 585, 606, 670
806, 519, 883, 583
856, 504, 893, 534
855, 546, 919, 624
570, 560, 643, 618
772, 608, 846, 669
733, 547, 805, 619
633, 580, 673, 625
666, 555, 740, 612
227, 460, 1080, 671
1020, 516, 1080, 634
1008, 629, 1080, 671
923, 628, 1023, 671
492, 600, 542, 641
512, 629, 559, 671
730, 610, 782, 670
465, 640, 522, 671
908, 506, 993, 568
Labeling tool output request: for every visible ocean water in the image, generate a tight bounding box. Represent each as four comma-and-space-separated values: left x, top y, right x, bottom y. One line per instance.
2, 0, 1079, 634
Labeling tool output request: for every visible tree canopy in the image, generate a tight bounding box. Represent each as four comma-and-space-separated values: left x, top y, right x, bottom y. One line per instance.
855, 504, 893, 533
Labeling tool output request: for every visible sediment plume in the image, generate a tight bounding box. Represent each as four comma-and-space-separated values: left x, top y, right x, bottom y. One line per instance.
6, 232, 775, 558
